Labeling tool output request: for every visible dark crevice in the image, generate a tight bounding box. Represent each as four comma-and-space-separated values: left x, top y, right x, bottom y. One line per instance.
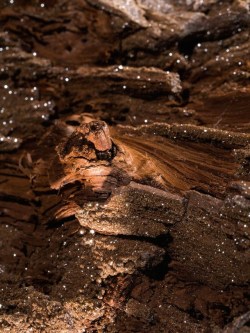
46, 215, 77, 229
96, 232, 172, 249
0, 194, 34, 206
178, 23, 249, 57
187, 307, 205, 321
142, 252, 171, 281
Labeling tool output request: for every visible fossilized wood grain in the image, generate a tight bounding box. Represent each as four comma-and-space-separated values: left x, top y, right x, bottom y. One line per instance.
0, 0, 250, 332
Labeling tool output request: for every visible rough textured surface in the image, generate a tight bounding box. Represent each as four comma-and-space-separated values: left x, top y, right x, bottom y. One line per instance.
0, 0, 249, 332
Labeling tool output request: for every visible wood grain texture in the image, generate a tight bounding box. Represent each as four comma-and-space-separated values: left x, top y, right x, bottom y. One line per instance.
0, 1, 249, 332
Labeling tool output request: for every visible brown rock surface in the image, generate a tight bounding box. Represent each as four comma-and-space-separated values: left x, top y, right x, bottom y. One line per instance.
0, 1, 249, 332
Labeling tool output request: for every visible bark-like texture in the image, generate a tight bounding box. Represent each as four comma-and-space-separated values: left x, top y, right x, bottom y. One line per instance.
0, 1, 249, 332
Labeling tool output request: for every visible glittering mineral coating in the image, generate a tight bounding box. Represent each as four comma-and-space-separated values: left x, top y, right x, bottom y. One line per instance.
0, 0, 249, 332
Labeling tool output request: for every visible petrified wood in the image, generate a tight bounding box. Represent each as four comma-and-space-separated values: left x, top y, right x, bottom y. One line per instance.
0, 1, 249, 333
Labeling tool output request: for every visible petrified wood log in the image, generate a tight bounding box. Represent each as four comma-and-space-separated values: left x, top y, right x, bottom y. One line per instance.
0, 1, 249, 333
